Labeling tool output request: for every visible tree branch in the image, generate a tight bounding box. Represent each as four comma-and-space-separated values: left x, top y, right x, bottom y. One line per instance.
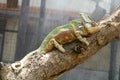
0, 7, 120, 80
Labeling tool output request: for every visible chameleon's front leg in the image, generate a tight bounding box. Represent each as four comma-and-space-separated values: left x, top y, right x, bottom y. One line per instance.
70, 23, 89, 46
50, 39, 65, 53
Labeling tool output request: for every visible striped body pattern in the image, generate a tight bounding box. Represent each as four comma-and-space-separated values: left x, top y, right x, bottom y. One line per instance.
38, 21, 81, 53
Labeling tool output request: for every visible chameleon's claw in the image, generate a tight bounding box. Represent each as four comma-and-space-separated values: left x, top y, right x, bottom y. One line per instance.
85, 41, 89, 46
59, 45, 65, 53
83, 38, 89, 46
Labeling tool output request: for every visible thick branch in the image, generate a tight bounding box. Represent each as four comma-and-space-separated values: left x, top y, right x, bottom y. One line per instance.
0, 7, 120, 80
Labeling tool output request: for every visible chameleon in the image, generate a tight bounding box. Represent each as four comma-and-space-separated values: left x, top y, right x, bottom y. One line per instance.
11, 13, 100, 72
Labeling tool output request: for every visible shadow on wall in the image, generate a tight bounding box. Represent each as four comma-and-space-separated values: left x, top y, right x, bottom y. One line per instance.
91, 0, 120, 21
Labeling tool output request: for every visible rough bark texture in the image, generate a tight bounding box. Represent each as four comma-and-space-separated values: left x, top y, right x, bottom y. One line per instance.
0, 6, 120, 80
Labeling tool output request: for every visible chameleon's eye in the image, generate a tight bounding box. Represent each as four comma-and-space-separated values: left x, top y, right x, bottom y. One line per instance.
78, 26, 83, 29
85, 23, 92, 28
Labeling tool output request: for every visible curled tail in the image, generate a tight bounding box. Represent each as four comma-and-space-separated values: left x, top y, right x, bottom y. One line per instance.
11, 49, 45, 72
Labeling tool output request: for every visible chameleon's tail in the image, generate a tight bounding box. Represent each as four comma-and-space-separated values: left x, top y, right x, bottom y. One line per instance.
11, 50, 37, 72
11, 49, 46, 72
36, 49, 46, 54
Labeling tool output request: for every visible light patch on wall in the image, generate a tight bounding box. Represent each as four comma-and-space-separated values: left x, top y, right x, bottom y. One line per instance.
17, 0, 97, 13
46, 0, 96, 13
29, 0, 41, 7
0, 0, 6, 3
18, 0, 22, 6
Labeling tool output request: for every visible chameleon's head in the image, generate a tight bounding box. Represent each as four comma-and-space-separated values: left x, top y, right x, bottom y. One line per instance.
80, 13, 92, 23
80, 13, 98, 26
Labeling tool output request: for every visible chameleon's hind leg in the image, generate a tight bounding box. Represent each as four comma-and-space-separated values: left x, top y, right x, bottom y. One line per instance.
50, 38, 65, 53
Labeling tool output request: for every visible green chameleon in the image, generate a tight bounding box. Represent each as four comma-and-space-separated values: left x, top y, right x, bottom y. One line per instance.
11, 13, 100, 72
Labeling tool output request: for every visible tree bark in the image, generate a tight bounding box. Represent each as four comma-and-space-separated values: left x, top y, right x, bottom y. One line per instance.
0, 6, 120, 80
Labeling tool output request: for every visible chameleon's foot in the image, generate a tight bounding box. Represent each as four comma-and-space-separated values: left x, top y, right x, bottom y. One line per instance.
82, 38, 89, 46
11, 61, 23, 73
58, 45, 65, 53
75, 31, 89, 46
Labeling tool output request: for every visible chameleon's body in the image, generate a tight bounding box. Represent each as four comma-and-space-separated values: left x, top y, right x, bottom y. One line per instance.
38, 13, 99, 54
38, 22, 86, 53
11, 13, 100, 72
